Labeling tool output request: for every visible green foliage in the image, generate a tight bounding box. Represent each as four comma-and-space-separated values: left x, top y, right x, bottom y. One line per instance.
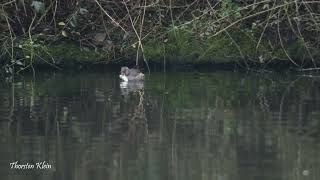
286, 39, 309, 60
0, 37, 53, 74
220, 0, 242, 19
2, 0, 320, 70
48, 42, 104, 63
16, 38, 54, 66
145, 28, 260, 64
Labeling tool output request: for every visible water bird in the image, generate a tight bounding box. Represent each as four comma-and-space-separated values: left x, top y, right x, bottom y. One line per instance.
119, 67, 144, 82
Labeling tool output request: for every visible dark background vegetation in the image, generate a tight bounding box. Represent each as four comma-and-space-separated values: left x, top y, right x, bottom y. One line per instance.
1, 0, 320, 73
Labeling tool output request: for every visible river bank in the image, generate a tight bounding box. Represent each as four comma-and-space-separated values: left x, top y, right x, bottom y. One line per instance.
1, 1, 320, 73
1, 33, 317, 74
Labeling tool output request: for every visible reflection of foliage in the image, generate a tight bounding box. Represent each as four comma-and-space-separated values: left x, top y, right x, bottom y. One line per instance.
1, 71, 320, 139
1, 72, 320, 180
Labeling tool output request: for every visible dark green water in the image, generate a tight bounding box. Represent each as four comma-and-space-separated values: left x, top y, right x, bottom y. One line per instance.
0, 71, 319, 180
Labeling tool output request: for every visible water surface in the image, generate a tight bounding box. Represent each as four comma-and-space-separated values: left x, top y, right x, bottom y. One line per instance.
0, 71, 319, 180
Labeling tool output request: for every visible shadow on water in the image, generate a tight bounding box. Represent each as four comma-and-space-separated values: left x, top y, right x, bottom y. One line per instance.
0, 71, 320, 180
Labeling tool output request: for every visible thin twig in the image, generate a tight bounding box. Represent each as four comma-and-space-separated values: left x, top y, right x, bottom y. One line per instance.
277, 10, 299, 67
94, 0, 127, 33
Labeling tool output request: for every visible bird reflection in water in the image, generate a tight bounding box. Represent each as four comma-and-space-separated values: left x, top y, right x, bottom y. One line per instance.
120, 80, 144, 97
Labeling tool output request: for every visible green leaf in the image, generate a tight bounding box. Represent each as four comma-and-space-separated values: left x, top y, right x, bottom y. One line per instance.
70, 14, 78, 27
16, 60, 24, 66
58, 22, 66, 26
79, 8, 89, 15
61, 30, 68, 37
263, 4, 269, 9
70, 20, 76, 27
31, 1, 45, 14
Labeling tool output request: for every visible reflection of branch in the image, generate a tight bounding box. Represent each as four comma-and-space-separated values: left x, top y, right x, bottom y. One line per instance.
139, 90, 149, 139
278, 77, 302, 121
130, 90, 145, 121
8, 77, 15, 133
171, 111, 177, 179
128, 89, 147, 141
257, 86, 270, 113
160, 74, 166, 141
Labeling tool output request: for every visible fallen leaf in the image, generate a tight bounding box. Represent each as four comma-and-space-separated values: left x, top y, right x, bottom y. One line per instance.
79, 8, 89, 15
61, 30, 68, 37
16, 61, 24, 66
94, 33, 106, 42
58, 22, 65, 26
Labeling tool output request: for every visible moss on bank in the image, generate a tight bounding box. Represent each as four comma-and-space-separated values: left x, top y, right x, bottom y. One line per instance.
48, 42, 105, 64
1, 30, 320, 73
1, 40, 106, 71
144, 29, 319, 67
49, 42, 107, 67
